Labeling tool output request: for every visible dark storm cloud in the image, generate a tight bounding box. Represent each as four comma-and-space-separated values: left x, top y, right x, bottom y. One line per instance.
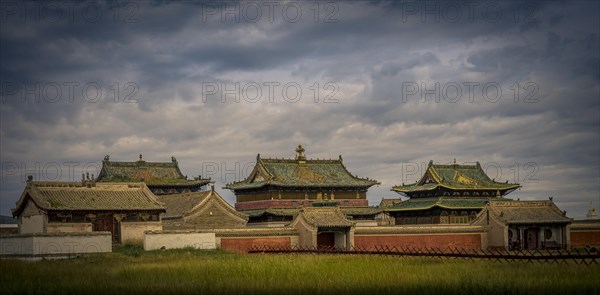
1, 1, 599, 219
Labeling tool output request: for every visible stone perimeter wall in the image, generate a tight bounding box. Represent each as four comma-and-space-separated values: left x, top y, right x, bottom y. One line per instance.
0, 232, 112, 256
144, 231, 217, 250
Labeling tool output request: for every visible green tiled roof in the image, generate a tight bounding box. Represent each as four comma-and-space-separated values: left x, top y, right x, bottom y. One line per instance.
241, 208, 299, 218
12, 182, 165, 216
97, 155, 211, 186
385, 197, 512, 212
225, 153, 379, 190
242, 206, 381, 218
158, 190, 248, 229
157, 191, 212, 219
392, 161, 520, 193
473, 200, 572, 225
378, 198, 403, 208
339, 207, 381, 216
294, 207, 355, 228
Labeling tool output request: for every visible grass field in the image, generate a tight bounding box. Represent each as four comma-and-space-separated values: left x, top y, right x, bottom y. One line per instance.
1, 246, 599, 295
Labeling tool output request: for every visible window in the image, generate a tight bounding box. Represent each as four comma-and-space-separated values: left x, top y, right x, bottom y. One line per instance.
124, 214, 140, 222
544, 228, 553, 239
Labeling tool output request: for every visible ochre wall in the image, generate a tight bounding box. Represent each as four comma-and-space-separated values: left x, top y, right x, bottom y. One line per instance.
19, 215, 44, 234
354, 233, 482, 250
19, 201, 44, 234
220, 237, 292, 252
570, 230, 600, 247
46, 223, 92, 233
121, 222, 162, 245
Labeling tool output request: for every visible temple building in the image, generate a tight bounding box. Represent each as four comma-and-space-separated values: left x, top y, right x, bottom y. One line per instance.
388, 160, 521, 225
159, 186, 248, 230
224, 145, 381, 225
97, 155, 212, 195
472, 200, 572, 250
11, 177, 165, 244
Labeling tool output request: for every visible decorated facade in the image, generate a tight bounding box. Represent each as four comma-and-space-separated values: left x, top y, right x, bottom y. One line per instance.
97, 155, 212, 195
225, 145, 380, 225
388, 161, 520, 225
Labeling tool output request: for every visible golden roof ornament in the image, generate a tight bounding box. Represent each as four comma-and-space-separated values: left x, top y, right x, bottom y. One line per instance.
295, 145, 306, 161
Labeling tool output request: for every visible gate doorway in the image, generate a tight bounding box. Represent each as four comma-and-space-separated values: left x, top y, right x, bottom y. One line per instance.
524, 227, 539, 250
317, 232, 335, 249
93, 215, 120, 244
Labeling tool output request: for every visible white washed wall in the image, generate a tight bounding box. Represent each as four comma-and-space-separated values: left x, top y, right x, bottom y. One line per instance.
144, 231, 216, 250
0, 232, 112, 256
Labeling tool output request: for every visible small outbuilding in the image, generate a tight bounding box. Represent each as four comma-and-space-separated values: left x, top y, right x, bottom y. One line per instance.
11, 178, 165, 244
472, 200, 572, 250
289, 206, 355, 249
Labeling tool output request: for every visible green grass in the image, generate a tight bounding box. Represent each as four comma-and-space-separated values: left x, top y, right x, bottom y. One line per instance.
1, 246, 599, 295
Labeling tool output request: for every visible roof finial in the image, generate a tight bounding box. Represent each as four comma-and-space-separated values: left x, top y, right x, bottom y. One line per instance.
171, 156, 177, 163
453, 158, 456, 164
139, 154, 143, 161
104, 155, 110, 162
295, 145, 306, 160
428, 160, 433, 167
339, 155, 343, 162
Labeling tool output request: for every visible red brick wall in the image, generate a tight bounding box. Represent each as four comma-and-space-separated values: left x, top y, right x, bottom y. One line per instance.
220, 237, 292, 253
571, 231, 600, 248
354, 234, 482, 250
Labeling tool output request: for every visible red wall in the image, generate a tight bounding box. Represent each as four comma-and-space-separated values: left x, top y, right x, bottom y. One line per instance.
354, 234, 482, 251
571, 231, 600, 248
220, 237, 292, 253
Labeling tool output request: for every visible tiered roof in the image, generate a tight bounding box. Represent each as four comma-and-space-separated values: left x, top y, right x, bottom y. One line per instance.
97, 155, 211, 187
378, 198, 403, 208
392, 161, 520, 195
225, 145, 379, 190
242, 206, 381, 219
243, 208, 299, 219
12, 181, 165, 216
384, 197, 512, 212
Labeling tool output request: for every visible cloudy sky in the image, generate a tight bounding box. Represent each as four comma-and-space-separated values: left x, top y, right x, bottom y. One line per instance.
1, 1, 598, 219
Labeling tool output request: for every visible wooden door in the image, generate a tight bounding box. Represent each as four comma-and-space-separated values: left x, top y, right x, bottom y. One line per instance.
317, 232, 335, 249
94, 216, 120, 244
525, 228, 539, 250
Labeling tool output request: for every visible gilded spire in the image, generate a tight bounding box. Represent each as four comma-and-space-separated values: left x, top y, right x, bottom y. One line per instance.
295, 145, 306, 160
